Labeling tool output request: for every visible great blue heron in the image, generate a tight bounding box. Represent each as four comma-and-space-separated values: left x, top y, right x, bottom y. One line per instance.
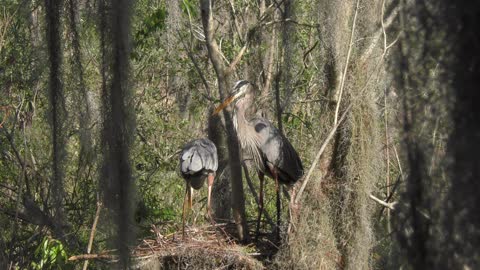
214, 80, 304, 240
179, 138, 218, 238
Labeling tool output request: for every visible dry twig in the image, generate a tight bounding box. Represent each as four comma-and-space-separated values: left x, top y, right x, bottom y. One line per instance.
333, 0, 359, 126
82, 199, 102, 270
384, 85, 392, 233
369, 194, 397, 210
68, 223, 263, 269
69, 253, 117, 261
295, 104, 352, 204
360, 4, 400, 62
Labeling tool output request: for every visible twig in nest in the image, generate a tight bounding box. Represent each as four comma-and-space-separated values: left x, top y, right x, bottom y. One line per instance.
142, 239, 155, 254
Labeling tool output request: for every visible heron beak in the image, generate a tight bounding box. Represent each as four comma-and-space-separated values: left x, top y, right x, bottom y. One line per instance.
213, 95, 235, 115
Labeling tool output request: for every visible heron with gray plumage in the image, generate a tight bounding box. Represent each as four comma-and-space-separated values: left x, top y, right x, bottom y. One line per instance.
214, 80, 304, 241
179, 138, 218, 238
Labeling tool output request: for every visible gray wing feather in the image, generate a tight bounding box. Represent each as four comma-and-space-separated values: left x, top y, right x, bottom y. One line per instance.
189, 151, 203, 172
252, 117, 304, 183
180, 138, 218, 176
199, 139, 218, 172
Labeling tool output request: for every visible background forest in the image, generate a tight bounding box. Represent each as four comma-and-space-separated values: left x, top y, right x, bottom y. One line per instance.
0, 0, 479, 269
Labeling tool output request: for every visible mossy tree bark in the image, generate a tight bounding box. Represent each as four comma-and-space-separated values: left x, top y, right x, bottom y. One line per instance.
200, 0, 249, 242
99, 0, 135, 267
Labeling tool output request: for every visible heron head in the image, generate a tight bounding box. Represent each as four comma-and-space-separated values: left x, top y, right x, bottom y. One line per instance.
213, 80, 251, 115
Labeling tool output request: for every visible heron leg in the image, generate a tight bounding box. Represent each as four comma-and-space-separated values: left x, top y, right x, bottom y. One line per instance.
188, 186, 193, 209
273, 170, 281, 241
182, 183, 191, 239
255, 172, 265, 241
207, 173, 215, 224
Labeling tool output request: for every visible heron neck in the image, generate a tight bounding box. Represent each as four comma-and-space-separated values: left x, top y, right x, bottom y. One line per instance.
232, 94, 264, 171
233, 95, 253, 139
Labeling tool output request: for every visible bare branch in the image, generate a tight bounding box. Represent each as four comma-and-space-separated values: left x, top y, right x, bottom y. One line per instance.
263, 18, 318, 28
381, 0, 387, 53
262, 26, 277, 97
82, 198, 102, 270
360, 5, 400, 63
384, 84, 391, 232
68, 253, 117, 261
227, 0, 243, 43
392, 142, 404, 180
226, 43, 248, 75
0, 5, 19, 53
302, 41, 318, 68
334, 0, 359, 126
369, 194, 397, 210
295, 104, 352, 204
200, 0, 227, 75
177, 29, 211, 98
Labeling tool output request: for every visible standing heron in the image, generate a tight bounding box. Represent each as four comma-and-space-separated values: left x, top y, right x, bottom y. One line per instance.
214, 80, 303, 240
179, 138, 218, 238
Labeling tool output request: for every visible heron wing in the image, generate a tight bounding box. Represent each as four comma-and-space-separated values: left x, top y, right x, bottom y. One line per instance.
251, 117, 304, 184
180, 138, 218, 175
198, 138, 218, 172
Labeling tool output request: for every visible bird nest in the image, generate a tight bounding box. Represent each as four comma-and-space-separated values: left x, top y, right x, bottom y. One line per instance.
132, 223, 264, 269
70, 223, 265, 269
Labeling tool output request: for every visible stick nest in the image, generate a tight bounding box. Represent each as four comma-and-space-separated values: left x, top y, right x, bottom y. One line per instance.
70, 223, 265, 269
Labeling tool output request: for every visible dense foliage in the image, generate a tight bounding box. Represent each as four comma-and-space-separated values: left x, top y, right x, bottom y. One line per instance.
1, 0, 479, 269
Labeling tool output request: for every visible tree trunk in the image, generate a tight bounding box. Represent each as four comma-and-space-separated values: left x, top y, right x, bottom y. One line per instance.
99, 0, 135, 267
45, 0, 67, 241
200, 0, 249, 242
208, 111, 232, 220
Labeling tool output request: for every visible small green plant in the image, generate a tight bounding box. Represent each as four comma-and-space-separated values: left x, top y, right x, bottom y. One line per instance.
31, 237, 68, 270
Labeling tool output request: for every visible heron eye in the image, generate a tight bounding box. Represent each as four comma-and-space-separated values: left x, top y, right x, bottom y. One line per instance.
255, 123, 267, 133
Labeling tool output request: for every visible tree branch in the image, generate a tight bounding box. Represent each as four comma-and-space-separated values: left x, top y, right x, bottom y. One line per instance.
360, 5, 400, 63
82, 198, 102, 270
68, 253, 117, 261
177, 30, 212, 99
200, 0, 227, 75
262, 26, 277, 97
334, 0, 359, 126
295, 104, 352, 204
369, 194, 397, 210
263, 18, 319, 28
226, 43, 248, 75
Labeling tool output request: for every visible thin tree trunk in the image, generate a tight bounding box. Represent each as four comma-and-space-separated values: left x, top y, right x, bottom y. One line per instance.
99, 0, 135, 267
208, 110, 231, 220
200, 0, 249, 242
45, 0, 67, 240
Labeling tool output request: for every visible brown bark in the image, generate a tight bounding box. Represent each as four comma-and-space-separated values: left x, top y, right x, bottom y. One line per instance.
45, 0, 67, 240
200, 0, 249, 242
99, 0, 135, 267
